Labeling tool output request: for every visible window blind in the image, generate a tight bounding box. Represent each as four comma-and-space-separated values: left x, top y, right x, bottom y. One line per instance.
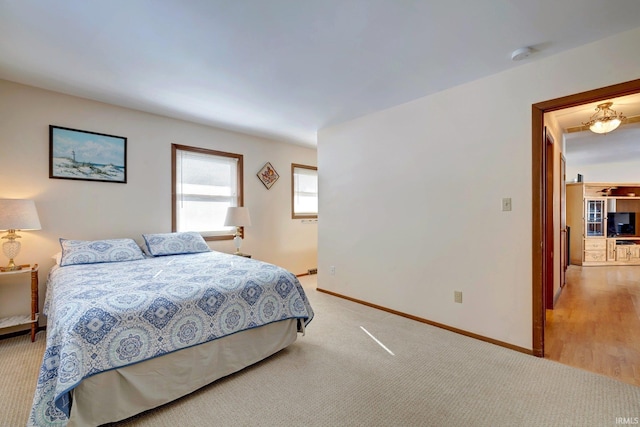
293, 166, 318, 217
176, 149, 239, 236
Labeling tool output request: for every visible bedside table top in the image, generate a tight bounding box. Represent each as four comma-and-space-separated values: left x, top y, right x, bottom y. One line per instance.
0, 264, 38, 275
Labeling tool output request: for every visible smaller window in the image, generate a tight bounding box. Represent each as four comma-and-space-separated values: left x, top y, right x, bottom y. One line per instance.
292, 163, 318, 219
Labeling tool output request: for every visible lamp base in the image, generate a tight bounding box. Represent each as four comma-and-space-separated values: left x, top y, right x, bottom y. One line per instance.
2, 235, 22, 271
232, 233, 244, 256
0, 262, 23, 272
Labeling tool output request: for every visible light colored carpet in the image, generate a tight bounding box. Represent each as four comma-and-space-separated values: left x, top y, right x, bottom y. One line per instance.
2, 275, 639, 427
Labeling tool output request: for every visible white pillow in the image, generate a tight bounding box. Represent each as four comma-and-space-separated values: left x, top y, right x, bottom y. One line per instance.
52, 252, 62, 265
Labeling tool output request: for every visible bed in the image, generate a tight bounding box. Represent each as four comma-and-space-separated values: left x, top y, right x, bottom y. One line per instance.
29, 233, 314, 427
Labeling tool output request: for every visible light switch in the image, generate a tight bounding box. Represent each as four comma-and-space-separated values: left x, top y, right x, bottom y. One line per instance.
502, 197, 512, 211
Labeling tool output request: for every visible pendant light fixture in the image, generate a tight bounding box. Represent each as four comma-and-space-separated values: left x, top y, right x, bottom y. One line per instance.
583, 102, 625, 134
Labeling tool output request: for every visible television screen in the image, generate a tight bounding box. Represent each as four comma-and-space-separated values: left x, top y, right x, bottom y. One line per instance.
607, 212, 636, 236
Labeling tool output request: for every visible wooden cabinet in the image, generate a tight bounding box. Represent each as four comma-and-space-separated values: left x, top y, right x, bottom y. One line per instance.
566, 182, 640, 266
616, 245, 632, 261
583, 238, 606, 263
585, 199, 605, 237
607, 239, 617, 261
615, 244, 640, 263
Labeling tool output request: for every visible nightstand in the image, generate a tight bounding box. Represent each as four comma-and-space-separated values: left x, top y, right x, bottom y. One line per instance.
0, 264, 39, 342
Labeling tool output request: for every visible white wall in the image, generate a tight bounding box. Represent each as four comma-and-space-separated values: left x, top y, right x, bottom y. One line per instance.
317, 27, 640, 350
566, 160, 640, 183
0, 80, 317, 329
564, 122, 640, 183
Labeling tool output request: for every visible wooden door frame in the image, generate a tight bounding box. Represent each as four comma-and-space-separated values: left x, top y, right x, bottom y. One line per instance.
532, 78, 640, 357
543, 128, 555, 311
560, 154, 567, 292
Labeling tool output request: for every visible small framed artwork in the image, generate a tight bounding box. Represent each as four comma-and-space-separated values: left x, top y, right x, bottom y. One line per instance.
257, 162, 280, 189
49, 125, 127, 183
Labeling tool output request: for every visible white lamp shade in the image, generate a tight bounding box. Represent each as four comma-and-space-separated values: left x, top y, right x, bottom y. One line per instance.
0, 199, 41, 231
224, 206, 251, 227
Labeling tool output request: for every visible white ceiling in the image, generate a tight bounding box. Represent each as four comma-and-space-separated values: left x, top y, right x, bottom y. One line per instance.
2, 1, 640, 146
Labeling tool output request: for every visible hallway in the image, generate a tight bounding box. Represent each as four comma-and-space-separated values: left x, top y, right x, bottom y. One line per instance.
545, 265, 640, 386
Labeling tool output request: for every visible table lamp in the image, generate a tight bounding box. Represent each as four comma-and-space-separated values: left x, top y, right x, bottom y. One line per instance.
0, 199, 41, 271
223, 206, 251, 255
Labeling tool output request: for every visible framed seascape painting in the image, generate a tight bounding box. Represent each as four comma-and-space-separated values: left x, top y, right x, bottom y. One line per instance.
49, 125, 127, 183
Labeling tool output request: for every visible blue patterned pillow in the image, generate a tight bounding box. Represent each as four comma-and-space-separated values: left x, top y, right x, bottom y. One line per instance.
142, 232, 211, 256
59, 238, 146, 267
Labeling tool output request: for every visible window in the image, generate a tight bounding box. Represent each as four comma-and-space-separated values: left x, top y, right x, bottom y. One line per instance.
291, 163, 318, 219
172, 144, 243, 240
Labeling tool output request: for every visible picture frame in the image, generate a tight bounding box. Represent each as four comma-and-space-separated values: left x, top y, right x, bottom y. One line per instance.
257, 162, 279, 189
49, 125, 127, 183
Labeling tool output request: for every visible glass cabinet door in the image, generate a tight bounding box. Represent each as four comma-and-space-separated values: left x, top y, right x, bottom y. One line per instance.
585, 199, 605, 237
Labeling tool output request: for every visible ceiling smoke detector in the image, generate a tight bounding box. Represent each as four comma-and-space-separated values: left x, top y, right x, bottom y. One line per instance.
511, 47, 532, 61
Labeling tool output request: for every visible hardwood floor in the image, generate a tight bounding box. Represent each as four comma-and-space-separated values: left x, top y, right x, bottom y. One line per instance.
545, 265, 640, 386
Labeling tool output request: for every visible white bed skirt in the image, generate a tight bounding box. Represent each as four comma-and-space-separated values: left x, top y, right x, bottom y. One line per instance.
68, 319, 298, 427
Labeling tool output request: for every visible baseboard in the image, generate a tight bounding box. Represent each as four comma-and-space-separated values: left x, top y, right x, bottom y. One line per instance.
316, 287, 534, 356
553, 284, 564, 307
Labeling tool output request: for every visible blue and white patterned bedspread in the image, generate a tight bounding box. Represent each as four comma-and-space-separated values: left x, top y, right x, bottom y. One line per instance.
29, 251, 313, 426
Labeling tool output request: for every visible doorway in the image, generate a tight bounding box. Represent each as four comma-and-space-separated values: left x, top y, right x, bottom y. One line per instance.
531, 78, 640, 357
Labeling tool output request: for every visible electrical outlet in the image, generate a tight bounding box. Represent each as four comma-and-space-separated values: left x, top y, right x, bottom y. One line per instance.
330, 266, 335, 276
454, 291, 463, 303
502, 197, 512, 211
307, 268, 318, 275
